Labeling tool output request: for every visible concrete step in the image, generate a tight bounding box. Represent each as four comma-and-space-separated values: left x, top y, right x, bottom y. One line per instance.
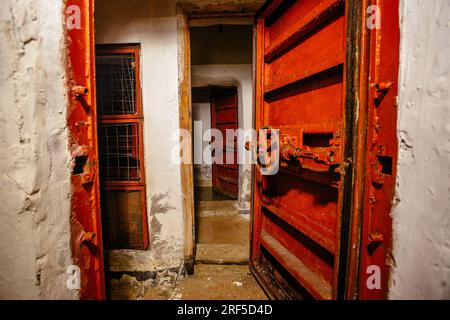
196, 200, 238, 217
195, 243, 249, 265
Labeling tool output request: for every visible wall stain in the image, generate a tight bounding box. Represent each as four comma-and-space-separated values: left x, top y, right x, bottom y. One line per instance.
150, 192, 176, 243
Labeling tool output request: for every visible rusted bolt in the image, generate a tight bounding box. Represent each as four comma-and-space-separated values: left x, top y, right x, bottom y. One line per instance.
81, 232, 96, 244
71, 85, 89, 97
375, 82, 393, 92
328, 151, 335, 163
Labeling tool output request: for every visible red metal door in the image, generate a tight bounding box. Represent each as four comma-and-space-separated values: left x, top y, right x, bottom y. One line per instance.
251, 0, 351, 299
66, 0, 105, 299
211, 89, 239, 199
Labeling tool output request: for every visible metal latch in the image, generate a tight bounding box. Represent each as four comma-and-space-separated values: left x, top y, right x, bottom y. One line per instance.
279, 133, 342, 173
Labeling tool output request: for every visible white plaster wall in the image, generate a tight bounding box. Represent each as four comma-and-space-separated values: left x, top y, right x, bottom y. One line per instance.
193, 102, 212, 183
0, 0, 76, 299
192, 65, 254, 210
390, 0, 450, 299
95, 0, 184, 272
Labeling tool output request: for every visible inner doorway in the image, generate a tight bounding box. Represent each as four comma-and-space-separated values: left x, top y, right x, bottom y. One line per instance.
211, 88, 239, 199
190, 23, 255, 268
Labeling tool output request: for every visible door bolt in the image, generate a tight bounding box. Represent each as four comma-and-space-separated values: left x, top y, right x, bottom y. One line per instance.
71, 85, 89, 97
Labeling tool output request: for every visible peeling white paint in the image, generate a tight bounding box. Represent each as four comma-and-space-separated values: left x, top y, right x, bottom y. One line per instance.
390, 0, 450, 299
0, 0, 76, 299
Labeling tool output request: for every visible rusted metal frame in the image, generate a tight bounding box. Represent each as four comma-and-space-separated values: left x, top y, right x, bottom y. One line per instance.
357, 0, 399, 300
358, 1, 382, 298
335, 0, 363, 299
249, 13, 266, 294
345, 0, 372, 300
177, 6, 196, 275
66, 0, 105, 300
96, 45, 149, 250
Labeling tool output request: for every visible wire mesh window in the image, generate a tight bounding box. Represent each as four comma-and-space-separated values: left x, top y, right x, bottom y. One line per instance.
96, 45, 148, 250
96, 53, 137, 115
98, 123, 140, 181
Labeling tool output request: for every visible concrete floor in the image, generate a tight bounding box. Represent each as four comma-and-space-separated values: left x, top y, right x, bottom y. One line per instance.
175, 265, 267, 300
139, 264, 267, 300
182, 186, 266, 299
109, 186, 267, 300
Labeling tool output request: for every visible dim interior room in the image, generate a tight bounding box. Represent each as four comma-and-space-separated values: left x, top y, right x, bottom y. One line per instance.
190, 20, 255, 266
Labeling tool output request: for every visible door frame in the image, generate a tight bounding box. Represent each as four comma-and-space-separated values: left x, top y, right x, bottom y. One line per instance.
177, 6, 261, 275
66, 0, 105, 299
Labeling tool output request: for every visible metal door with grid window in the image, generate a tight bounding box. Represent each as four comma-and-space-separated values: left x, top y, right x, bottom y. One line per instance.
96, 45, 149, 250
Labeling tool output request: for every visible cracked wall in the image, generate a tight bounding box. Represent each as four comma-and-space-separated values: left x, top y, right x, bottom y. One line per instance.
0, 0, 76, 299
390, 0, 450, 299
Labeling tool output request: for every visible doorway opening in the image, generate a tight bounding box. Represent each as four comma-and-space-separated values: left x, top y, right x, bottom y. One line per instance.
190, 23, 254, 268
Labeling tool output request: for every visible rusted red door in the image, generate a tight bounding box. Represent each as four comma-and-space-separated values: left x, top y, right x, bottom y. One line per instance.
251, 0, 351, 299
66, 0, 105, 299
211, 89, 239, 199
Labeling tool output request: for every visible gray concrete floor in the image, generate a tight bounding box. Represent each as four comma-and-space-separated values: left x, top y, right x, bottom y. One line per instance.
110, 187, 267, 300
179, 186, 267, 300
175, 264, 268, 300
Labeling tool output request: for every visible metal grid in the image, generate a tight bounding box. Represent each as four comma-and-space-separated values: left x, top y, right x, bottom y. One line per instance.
96, 53, 137, 115
98, 123, 140, 181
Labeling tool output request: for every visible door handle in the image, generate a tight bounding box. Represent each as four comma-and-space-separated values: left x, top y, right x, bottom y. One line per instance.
280, 143, 337, 165
280, 134, 341, 173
